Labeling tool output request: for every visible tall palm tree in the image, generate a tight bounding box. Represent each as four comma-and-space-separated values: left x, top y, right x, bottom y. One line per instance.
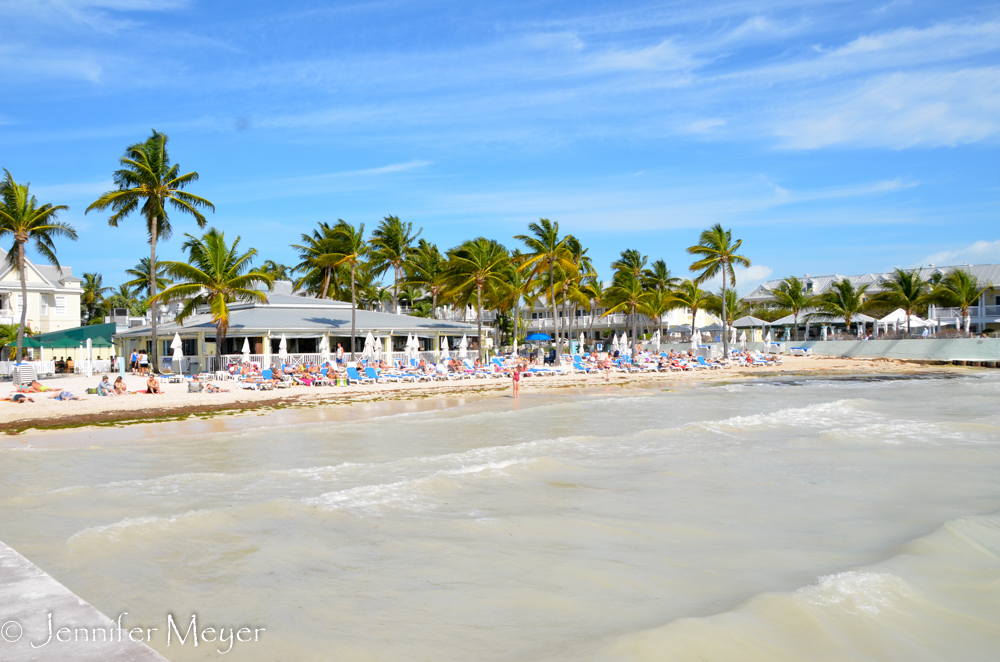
579, 275, 605, 344
0, 170, 75, 361
81, 272, 112, 323
87, 130, 214, 373
612, 248, 648, 281
515, 219, 577, 365
328, 221, 368, 359
603, 273, 645, 355
152, 228, 273, 364
687, 224, 750, 358
870, 268, 931, 335
494, 249, 536, 352
123, 257, 172, 299
370, 215, 422, 314
768, 276, 817, 340
642, 259, 679, 292
406, 239, 449, 319
932, 269, 991, 336
669, 279, 713, 341
445, 237, 511, 361
817, 279, 871, 335
292, 222, 342, 299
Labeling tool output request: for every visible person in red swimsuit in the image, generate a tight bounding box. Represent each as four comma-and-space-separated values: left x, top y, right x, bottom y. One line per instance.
511, 364, 521, 399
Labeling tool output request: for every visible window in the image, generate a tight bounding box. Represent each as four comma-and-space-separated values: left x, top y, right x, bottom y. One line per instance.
41, 295, 49, 315
14, 294, 25, 316
55, 296, 66, 315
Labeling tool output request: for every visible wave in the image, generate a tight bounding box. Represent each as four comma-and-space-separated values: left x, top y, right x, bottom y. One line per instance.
597, 510, 1000, 661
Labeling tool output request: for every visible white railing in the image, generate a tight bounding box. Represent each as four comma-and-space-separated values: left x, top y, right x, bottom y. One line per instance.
985, 305, 1000, 317
76, 360, 112, 374
931, 307, 968, 319
204, 354, 269, 372
0, 360, 56, 377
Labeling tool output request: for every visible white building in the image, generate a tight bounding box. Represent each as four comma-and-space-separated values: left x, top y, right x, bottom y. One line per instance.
0, 248, 82, 332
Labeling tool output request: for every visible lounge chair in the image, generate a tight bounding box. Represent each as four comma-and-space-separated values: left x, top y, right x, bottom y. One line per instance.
365, 367, 400, 383
345, 367, 374, 385
696, 356, 722, 370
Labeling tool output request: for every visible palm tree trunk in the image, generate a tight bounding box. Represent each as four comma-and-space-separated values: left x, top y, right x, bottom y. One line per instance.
631, 304, 638, 357
393, 265, 399, 314
794, 312, 799, 342
149, 219, 160, 374
320, 268, 331, 299
216, 324, 225, 365
15, 241, 27, 362
548, 259, 559, 365
432, 290, 438, 320
721, 274, 729, 358
476, 283, 484, 362
349, 266, 358, 360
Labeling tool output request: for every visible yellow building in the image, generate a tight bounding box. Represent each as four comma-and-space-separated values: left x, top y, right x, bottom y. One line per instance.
0, 248, 83, 334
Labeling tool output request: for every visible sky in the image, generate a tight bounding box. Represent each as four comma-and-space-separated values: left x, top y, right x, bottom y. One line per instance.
1, 0, 998, 294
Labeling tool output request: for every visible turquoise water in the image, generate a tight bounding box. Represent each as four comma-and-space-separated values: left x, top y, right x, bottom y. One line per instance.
1, 374, 998, 660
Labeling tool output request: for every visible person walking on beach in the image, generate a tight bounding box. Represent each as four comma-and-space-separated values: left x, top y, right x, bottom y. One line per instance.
603, 354, 612, 382
130, 349, 138, 374
336, 343, 344, 365
511, 364, 521, 399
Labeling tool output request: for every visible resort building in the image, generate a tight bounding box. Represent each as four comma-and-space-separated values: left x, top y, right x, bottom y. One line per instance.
521, 297, 722, 341
113, 282, 479, 374
0, 248, 82, 333
745, 263, 1000, 335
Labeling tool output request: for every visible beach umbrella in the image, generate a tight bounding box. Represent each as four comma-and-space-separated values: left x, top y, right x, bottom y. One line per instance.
459, 334, 469, 359
86, 337, 93, 377
362, 331, 375, 359
525, 333, 551, 342
739, 330, 747, 351
319, 334, 330, 364
440, 335, 449, 354
579, 332, 585, 353
278, 334, 288, 365
241, 337, 251, 364
373, 336, 382, 362
171, 333, 184, 375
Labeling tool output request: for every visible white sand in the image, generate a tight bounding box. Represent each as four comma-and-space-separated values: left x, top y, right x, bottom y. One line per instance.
0, 356, 961, 430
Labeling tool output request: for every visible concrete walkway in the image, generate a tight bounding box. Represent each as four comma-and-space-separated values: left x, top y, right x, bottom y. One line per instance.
0, 542, 166, 661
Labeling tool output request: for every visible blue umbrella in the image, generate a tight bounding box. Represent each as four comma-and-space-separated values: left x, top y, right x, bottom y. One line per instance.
525, 333, 552, 341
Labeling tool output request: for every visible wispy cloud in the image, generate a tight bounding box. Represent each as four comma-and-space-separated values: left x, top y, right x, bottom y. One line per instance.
923, 240, 1000, 266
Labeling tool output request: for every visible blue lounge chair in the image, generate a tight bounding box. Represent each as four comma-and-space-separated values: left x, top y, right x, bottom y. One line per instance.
346, 366, 374, 384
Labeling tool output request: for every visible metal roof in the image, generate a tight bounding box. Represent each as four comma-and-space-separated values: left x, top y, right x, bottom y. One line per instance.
745, 263, 1000, 302
770, 311, 877, 325
115, 300, 478, 338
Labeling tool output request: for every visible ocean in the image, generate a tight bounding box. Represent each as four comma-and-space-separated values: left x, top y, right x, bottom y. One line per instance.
1, 373, 998, 660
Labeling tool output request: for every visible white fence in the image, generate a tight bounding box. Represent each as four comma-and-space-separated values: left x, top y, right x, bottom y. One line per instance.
0, 360, 56, 378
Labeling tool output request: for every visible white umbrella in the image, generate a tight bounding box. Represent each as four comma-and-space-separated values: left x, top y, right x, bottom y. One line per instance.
373, 336, 382, 362
241, 337, 251, 364
440, 335, 449, 355
363, 331, 376, 360
86, 337, 93, 378
278, 334, 288, 365
579, 332, 585, 354
319, 335, 330, 364
739, 330, 747, 350
458, 334, 469, 359
764, 329, 772, 347
171, 332, 184, 375
611, 334, 619, 353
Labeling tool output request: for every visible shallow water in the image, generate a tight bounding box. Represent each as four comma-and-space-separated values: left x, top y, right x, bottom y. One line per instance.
1, 374, 999, 661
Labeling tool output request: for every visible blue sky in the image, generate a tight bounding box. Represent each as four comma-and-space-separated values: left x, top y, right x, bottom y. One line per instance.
2, 0, 998, 293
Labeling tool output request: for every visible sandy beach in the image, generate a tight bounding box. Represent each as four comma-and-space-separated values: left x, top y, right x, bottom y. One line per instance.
0, 355, 970, 434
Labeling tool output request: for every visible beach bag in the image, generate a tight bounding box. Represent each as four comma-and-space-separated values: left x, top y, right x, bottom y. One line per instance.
86, 387, 98, 395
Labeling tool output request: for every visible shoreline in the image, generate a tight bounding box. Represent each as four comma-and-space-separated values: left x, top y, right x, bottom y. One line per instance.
0, 356, 979, 438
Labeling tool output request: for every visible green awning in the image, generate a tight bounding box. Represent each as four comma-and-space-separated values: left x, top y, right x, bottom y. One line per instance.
51, 337, 81, 348
32, 323, 118, 344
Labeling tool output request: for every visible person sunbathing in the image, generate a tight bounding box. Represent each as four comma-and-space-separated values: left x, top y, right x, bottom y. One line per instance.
3, 392, 34, 403
205, 383, 230, 393
22, 380, 54, 393
146, 375, 162, 394
50, 390, 84, 401
113, 376, 129, 395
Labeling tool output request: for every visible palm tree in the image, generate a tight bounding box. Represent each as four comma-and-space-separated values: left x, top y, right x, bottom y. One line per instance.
688, 224, 750, 358
0, 170, 75, 361
669, 279, 713, 341
87, 130, 214, 373
579, 275, 605, 344
816, 278, 871, 335
932, 269, 991, 336
260, 260, 293, 281
370, 215, 422, 314
406, 239, 449, 319
603, 273, 645, 355
123, 257, 172, 299
328, 221, 369, 359
152, 228, 272, 364
612, 249, 648, 281
105, 284, 143, 317
767, 276, 817, 340
642, 259, 679, 292
445, 238, 510, 361
292, 222, 342, 299
639, 288, 674, 342
515, 219, 577, 365
81, 272, 112, 323
494, 250, 536, 352
869, 268, 931, 335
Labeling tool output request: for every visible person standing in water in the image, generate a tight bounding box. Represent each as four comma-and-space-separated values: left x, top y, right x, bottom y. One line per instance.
511, 363, 521, 399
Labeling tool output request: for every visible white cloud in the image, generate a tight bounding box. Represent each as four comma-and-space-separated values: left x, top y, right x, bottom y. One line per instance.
683, 118, 726, 134
774, 68, 1000, 149
923, 240, 1000, 266
700, 264, 775, 295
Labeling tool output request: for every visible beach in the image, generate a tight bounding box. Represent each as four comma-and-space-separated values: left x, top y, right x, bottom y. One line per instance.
0, 368, 997, 661
0, 355, 965, 435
